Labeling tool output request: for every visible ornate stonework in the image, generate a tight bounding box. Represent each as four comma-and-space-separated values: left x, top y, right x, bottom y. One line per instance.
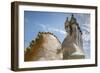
62, 14, 85, 59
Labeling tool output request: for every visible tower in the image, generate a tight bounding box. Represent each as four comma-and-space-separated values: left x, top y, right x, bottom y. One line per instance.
62, 14, 85, 59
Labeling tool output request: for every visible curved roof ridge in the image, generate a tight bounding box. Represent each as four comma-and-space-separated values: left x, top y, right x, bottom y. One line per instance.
38, 32, 61, 44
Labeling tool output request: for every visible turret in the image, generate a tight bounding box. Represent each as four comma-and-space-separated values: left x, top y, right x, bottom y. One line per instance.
62, 14, 85, 59
64, 14, 82, 35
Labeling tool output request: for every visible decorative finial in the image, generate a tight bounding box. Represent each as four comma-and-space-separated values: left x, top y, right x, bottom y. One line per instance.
70, 14, 77, 24
66, 17, 68, 21
71, 14, 74, 19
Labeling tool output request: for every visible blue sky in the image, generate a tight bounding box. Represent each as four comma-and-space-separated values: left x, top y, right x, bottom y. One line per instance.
24, 11, 90, 58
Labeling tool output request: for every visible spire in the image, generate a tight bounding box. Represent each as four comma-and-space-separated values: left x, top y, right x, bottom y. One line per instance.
65, 17, 69, 27
66, 17, 68, 21
65, 17, 68, 24
70, 14, 76, 24
71, 14, 74, 19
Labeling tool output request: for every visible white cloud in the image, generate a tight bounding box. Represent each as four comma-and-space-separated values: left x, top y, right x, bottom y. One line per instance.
48, 28, 66, 35
81, 23, 90, 58
82, 32, 90, 42
81, 23, 90, 42
81, 24, 90, 32
39, 24, 47, 31
39, 24, 66, 35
